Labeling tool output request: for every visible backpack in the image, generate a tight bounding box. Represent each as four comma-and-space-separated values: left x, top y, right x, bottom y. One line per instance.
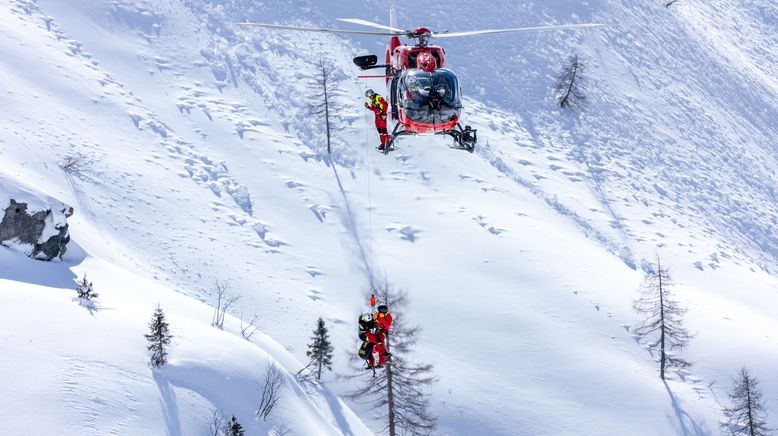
358, 340, 375, 360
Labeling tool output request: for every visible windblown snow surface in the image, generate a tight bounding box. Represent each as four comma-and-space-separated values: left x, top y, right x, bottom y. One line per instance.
0, 0, 777, 435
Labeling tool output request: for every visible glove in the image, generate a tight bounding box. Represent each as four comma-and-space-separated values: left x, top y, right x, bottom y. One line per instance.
364, 102, 370, 108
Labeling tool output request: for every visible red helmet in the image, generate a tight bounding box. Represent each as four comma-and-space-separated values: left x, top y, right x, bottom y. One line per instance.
416, 51, 437, 73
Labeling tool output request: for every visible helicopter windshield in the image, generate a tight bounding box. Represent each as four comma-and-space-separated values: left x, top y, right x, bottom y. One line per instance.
398, 68, 461, 125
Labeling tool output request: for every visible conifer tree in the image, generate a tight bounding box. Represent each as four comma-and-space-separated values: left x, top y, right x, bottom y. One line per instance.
306, 317, 334, 380
633, 258, 692, 379
722, 368, 772, 436
145, 305, 172, 368
226, 415, 245, 436
75, 274, 98, 300
345, 282, 437, 436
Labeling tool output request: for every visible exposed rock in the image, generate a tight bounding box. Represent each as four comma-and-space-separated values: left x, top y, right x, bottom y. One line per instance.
0, 199, 73, 260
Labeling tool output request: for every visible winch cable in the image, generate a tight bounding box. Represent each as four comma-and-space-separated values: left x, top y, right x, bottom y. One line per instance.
364, 109, 376, 291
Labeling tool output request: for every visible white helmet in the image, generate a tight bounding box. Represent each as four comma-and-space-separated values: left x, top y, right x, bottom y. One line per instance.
365, 89, 375, 98
360, 312, 373, 322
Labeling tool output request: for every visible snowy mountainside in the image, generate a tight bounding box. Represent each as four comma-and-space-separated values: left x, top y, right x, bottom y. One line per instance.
1, 0, 777, 435
0, 144, 371, 433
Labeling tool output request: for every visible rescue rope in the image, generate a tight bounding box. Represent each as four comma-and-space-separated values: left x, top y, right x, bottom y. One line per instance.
364, 109, 375, 291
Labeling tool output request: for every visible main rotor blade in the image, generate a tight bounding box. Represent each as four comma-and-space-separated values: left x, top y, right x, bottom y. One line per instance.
434, 23, 603, 38
238, 22, 396, 36
337, 18, 405, 34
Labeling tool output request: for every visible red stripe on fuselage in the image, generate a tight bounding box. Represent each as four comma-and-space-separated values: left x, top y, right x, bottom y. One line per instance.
398, 112, 459, 134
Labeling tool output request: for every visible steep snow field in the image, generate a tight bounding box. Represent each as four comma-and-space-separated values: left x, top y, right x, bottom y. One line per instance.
1, 0, 777, 435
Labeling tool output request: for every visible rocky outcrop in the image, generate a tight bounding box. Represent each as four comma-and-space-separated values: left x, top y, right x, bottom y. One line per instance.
0, 199, 73, 260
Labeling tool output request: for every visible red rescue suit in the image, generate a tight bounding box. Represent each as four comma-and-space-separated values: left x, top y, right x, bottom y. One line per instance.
366, 94, 391, 148
371, 310, 393, 366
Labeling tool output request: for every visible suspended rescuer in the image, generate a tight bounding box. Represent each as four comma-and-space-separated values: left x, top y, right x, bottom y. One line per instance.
358, 303, 393, 369
364, 89, 391, 151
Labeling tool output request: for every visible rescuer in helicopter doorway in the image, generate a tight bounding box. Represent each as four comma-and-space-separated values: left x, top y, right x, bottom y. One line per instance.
364, 89, 391, 151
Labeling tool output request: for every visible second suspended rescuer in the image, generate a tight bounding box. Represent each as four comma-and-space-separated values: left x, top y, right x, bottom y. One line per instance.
364, 89, 391, 151
357, 304, 393, 369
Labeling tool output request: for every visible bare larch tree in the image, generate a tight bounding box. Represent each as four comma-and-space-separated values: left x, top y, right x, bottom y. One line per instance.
633, 258, 692, 379
345, 283, 437, 435
555, 54, 586, 109
722, 368, 772, 436
310, 58, 336, 155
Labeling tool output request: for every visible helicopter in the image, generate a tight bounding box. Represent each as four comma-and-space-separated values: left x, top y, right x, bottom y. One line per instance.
240, 8, 601, 154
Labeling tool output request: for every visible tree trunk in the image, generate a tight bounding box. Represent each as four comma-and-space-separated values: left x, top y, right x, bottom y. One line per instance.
561, 56, 578, 108
322, 67, 331, 155
385, 333, 396, 436
317, 355, 322, 381
658, 261, 666, 380
746, 378, 755, 436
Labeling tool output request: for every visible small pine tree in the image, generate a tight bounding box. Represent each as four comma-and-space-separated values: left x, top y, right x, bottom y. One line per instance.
75, 274, 98, 300
145, 305, 172, 368
722, 368, 772, 436
306, 317, 334, 380
226, 416, 245, 436
633, 258, 692, 379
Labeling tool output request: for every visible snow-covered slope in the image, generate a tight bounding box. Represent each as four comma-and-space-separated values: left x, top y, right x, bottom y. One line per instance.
0, 172, 370, 434
1, 0, 776, 434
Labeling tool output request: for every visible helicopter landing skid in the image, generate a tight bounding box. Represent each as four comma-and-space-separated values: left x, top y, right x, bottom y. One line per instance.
385, 123, 477, 155
385, 124, 415, 155
443, 124, 477, 153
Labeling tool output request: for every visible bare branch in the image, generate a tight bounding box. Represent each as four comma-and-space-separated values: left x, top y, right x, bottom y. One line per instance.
209, 409, 227, 436
211, 280, 240, 329
257, 362, 284, 421
240, 309, 259, 340
59, 153, 91, 176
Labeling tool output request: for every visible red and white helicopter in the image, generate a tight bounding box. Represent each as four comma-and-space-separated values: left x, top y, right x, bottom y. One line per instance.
241, 8, 601, 154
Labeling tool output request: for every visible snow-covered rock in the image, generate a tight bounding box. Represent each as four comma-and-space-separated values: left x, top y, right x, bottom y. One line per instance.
0, 199, 72, 260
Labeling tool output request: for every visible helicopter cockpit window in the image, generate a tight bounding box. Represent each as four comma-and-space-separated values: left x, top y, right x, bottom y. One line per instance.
398, 69, 461, 125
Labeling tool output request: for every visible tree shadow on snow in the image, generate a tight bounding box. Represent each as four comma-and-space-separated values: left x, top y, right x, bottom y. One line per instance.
153, 371, 182, 436
328, 158, 375, 283
663, 381, 712, 436
321, 387, 355, 436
